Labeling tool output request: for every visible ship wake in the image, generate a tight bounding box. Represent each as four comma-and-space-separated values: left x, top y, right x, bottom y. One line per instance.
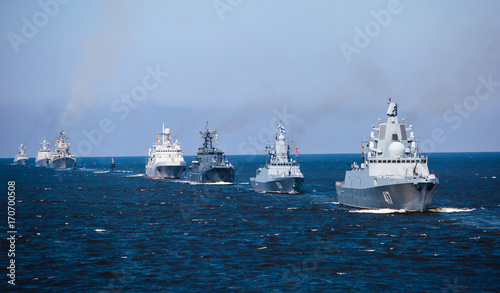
428, 207, 476, 213
349, 208, 408, 214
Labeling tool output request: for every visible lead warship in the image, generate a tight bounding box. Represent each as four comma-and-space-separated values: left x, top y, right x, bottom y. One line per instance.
336, 99, 439, 211
250, 119, 304, 193
36, 139, 51, 167
145, 123, 186, 178
187, 122, 234, 183
49, 130, 77, 169
13, 144, 29, 165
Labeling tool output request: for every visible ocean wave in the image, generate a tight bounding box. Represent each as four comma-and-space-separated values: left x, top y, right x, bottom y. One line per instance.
188, 181, 234, 185
349, 208, 407, 214
428, 207, 476, 213
125, 174, 144, 178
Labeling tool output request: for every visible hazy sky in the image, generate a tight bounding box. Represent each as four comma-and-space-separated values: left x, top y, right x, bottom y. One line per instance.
1, 0, 500, 158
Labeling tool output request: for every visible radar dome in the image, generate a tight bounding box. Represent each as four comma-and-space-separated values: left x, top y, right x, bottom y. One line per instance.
278, 133, 285, 141
389, 141, 405, 157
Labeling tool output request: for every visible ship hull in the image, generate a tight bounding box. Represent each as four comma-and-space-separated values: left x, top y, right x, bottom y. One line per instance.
336, 182, 438, 211
146, 165, 186, 179
13, 159, 28, 166
36, 158, 50, 167
188, 166, 235, 183
49, 157, 76, 169
250, 177, 304, 194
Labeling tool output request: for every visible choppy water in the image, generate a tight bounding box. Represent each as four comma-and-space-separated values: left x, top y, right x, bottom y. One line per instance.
1, 153, 499, 292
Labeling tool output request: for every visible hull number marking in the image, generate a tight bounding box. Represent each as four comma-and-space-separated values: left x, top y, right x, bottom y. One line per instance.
382, 191, 393, 204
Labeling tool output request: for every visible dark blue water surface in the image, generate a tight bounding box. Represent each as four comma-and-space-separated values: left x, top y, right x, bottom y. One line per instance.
1, 153, 499, 292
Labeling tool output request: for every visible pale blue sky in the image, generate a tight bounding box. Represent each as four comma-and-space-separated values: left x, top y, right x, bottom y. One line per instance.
1, 0, 500, 158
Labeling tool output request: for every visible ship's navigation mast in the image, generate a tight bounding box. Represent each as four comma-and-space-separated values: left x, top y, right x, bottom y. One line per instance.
200, 121, 216, 151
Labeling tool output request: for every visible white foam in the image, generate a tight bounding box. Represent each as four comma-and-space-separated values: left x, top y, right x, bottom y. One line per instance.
324, 201, 340, 205
94, 171, 109, 174
125, 174, 144, 178
257, 246, 267, 250
94, 229, 106, 232
204, 182, 234, 185
428, 207, 476, 213
187, 181, 233, 185
349, 209, 407, 214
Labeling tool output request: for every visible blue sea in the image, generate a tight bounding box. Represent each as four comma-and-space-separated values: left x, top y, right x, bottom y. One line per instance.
1, 153, 499, 292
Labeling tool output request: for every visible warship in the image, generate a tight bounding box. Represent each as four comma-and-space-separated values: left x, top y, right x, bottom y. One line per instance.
187, 122, 234, 183
145, 123, 186, 178
35, 139, 51, 167
250, 119, 304, 193
13, 144, 29, 165
49, 130, 77, 169
336, 99, 439, 211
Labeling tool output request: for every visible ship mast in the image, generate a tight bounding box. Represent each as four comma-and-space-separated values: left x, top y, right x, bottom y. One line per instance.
200, 121, 216, 151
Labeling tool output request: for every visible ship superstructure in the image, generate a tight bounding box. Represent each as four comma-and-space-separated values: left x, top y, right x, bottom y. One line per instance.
250, 119, 304, 193
187, 122, 234, 183
36, 139, 51, 167
145, 123, 186, 178
49, 130, 77, 169
336, 99, 439, 211
13, 144, 28, 165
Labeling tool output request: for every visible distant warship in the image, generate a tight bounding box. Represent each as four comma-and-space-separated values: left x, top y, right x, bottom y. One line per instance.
250, 119, 304, 194
49, 130, 77, 169
145, 123, 186, 178
336, 99, 439, 211
13, 144, 28, 165
187, 122, 234, 183
36, 139, 51, 167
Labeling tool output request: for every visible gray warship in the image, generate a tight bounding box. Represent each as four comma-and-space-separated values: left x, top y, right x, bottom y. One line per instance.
187, 122, 234, 183
36, 139, 51, 167
145, 123, 186, 179
250, 119, 304, 194
336, 99, 439, 211
49, 130, 77, 169
13, 144, 29, 165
